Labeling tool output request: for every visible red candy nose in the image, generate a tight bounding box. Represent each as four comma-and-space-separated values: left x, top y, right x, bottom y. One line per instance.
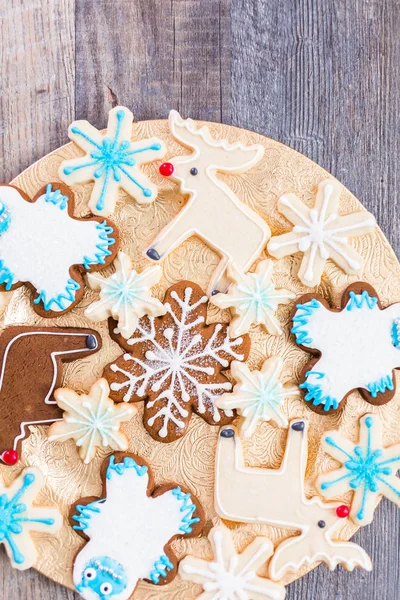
159, 162, 174, 177
336, 505, 350, 519
2, 449, 19, 465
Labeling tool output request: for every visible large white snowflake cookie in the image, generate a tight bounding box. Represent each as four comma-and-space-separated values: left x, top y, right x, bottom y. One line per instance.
267, 179, 376, 287
59, 106, 166, 217
47, 378, 136, 464
103, 281, 250, 442
0, 183, 118, 315
179, 523, 286, 600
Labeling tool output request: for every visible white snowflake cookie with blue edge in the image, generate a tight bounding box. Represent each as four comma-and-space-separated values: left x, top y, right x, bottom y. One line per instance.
317, 413, 400, 526
268, 179, 376, 287
292, 283, 400, 413
59, 106, 166, 217
48, 378, 136, 464
0, 466, 63, 570
0, 183, 118, 316
211, 259, 295, 337
71, 453, 204, 600
84, 251, 166, 340
179, 523, 286, 600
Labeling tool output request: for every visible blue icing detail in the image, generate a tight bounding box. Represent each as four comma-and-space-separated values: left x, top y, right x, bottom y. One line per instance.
72, 499, 105, 532
106, 455, 148, 480
76, 556, 127, 599
0, 473, 55, 565
34, 278, 81, 312
299, 380, 339, 411
83, 220, 116, 270
149, 554, 174, 584
391, 318, 400, 348
346, 290, 378, 311
0, 259, 15, 290
291, 299, 321, 345
321, 416, 400, 521
44, 183, 68, 210
366, 374, 394, 398
0, 200, 11, 235
171, 486, 200, 534
65, 110, 160, 211
305, 370, 325, 379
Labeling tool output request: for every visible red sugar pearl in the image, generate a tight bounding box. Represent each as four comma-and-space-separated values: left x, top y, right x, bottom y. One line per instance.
2, 449, 19, 465
159, 162, 174, 177
336, 504, 350, 519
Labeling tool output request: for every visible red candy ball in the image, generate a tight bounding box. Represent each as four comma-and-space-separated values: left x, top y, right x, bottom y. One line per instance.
159, 162, 174, 177
336, 504, 350, 519
2, 449, 19, 465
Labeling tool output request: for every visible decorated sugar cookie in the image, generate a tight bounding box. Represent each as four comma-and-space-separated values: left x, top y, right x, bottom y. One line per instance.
211, 259, 295, 337
216, 357, 299, 437
179, 523, 286, 600
317, 414, 400, 526
48, 379, 136, 464
146, 110, 270, 295
215, 422, 372, 581
84, 251, 166, 340
0, 467, 63, 569
103, 281, 250, 442
292, 282, 400, 413
267, 179, 376, 287
0, 326, 101, 465
59, 106, 166, 217
0, 183, 118, 315
71, 453, 204, 599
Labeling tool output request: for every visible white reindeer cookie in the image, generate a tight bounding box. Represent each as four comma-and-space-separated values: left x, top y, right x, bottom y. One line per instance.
292, 283, 400, 413
71, 453, 204, 600
146, 110, 270, 295
214, 421, 372, 581
268, 179, 376, 287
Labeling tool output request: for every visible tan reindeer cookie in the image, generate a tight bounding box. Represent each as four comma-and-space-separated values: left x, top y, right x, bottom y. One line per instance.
103, 281, 250, 443
179, 523, 286, 600
267, 179, 376, 287
146, 110, 270, 295
214, 421, 372, 581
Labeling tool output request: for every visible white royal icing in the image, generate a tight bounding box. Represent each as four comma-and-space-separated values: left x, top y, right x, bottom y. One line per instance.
146, 110, 270, 295
214, 422, 372, 581
267, 179, 376, 287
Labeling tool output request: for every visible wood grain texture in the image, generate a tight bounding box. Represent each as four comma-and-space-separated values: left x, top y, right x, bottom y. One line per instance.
1, 0, 400, 598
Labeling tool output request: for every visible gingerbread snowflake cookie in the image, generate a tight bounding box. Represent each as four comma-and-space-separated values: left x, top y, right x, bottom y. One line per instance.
292, 282, 400, 413
71, 453, 204, 599
59, 106, 166, 217
268, 179, 376, 287
103, 281, 250, 442
179, 523, 286, 600
0, 183, 118, 316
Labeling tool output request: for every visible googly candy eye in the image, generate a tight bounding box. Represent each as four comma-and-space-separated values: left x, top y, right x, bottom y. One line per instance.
84, 567, 97, 580
100, 582, 113, 595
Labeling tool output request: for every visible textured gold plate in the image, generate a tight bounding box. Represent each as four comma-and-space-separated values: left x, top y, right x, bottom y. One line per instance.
1, 118, 400, 598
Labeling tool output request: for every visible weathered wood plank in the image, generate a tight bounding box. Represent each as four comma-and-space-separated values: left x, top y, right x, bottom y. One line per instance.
0, 0, 75, 182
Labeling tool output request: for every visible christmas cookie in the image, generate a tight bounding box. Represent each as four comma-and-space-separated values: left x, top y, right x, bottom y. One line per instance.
146, 110, 270, 295
292, 282, 400, 413
0, 183, 118, 316
0, 466, 63, 569
216, 357, 300, 437
71, 452, 204, 599
211, 259, 295, 337
0, 326, 101, 465
84, 251, 166, 340
215, 421, 372, 580
48, 379, 136, 464
267, 179, 376, 287
179, 523, 286, 600
59, 106, 166, 217
317, 414, 400, 526
103, 281, 250, 442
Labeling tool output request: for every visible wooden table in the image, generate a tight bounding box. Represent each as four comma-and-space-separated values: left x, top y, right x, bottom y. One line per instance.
1, 1, 399, 598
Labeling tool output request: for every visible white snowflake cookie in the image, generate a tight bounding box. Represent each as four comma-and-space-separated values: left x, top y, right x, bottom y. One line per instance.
59, 106, 166, 217
211, 260, 295, 337
216, 357, 300, 437
268, 179, 376, 287
179, 523, 286, 600
48, 378, 136, 463
85, 251, 166, 340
